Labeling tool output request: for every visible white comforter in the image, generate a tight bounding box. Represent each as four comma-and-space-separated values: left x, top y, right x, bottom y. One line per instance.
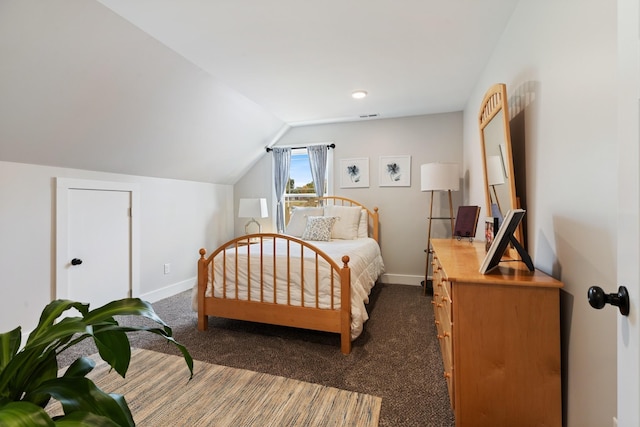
193, 237, 384, 340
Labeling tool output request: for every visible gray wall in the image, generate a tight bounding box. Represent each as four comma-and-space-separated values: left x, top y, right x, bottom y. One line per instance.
235, 113, 463, 285
462, 1, 617, 425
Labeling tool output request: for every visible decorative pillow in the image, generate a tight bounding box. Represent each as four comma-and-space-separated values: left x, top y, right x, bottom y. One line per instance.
301, 216, 338, 241
324, 205, 362, 240
357, 209, 368, 238
285, 207, 324, 237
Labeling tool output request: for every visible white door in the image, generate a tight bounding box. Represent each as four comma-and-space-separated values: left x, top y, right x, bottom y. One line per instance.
56, 178, 140, 308
617, 0, 640, 425
67, 188, 131, 307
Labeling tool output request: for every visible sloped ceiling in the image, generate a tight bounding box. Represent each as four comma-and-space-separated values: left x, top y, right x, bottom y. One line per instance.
0, 0, 518, 184
97, 0, 519, 125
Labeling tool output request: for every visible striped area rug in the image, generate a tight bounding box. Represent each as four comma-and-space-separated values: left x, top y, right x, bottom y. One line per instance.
67, 348, 381, 426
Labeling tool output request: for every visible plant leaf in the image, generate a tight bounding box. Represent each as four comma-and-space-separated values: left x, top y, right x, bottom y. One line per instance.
95, 325, 194, 379
27, 301, 89, 346
61, 357, 95, 379
32, 377, 134, 427
84, 299, 170, 332
53, 411, 121, 426
84, 299, 192, 378
20, 349, 58, 408
0, 327, 21, 373
92, 327, 131, 378
0, 401, 55, 426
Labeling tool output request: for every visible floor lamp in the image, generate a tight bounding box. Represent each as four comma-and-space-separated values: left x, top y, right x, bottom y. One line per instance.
421, 163, 460, 295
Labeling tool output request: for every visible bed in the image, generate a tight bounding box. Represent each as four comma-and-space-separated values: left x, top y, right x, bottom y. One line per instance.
195, 196, 384, 354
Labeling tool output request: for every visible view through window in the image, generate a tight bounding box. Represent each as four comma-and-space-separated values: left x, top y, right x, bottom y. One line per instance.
284, 148, 329, 223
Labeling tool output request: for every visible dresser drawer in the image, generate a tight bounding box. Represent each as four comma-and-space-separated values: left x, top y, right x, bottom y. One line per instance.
432, 255, 454, 406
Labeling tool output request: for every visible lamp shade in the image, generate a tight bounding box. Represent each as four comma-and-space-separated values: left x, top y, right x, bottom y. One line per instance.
238, 198, 268, 218
487, 156, 505, 186
420, 163, 460, 192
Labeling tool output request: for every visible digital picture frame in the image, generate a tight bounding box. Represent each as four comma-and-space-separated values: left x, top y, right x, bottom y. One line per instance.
479, 208, 534, 274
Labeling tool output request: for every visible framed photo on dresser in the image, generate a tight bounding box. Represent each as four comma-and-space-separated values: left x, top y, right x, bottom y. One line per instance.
480, 209, 533, 274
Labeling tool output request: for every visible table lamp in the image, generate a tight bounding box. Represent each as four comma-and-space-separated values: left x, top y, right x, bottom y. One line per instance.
238, 198, 268, 234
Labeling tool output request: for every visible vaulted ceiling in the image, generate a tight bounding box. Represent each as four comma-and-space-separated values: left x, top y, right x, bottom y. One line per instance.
0, 0, 518, 183
98, 0, 519, 125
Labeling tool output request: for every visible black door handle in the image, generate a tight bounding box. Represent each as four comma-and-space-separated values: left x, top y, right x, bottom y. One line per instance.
71, 258, 83, 266
588, 285, 630, 316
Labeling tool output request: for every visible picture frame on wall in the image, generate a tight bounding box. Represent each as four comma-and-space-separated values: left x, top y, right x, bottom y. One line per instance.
379, 155, 411, 187
340, 157, 369, 188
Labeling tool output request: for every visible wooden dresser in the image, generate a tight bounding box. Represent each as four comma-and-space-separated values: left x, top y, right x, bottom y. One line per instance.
430, 238, 563, 427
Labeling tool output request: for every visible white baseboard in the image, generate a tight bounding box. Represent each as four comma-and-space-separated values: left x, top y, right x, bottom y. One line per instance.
380, 273, 423, 287
138, 277, 195, 303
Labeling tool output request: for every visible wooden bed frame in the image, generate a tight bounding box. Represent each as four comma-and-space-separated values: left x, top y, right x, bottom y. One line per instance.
196, 196, 379, 354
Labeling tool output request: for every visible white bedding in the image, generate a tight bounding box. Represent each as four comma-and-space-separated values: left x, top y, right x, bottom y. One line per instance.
192, 237, 384, 340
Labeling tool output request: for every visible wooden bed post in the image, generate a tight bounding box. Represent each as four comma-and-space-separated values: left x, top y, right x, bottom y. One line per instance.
372, 207, 380, 243
340, 255, 351, 355
197, 248, 208, 331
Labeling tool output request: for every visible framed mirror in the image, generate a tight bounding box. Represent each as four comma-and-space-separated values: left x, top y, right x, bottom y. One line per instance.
478, 83, 522, 245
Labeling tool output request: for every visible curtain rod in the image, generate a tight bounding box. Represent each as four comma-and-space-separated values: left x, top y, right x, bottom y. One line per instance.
265, 143, 335, 153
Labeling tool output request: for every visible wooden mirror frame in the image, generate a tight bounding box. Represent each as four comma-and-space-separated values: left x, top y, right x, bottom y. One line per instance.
478, 83, 522, 245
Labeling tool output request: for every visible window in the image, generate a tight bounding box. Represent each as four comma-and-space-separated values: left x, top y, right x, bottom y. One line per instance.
283, 147, 333, 224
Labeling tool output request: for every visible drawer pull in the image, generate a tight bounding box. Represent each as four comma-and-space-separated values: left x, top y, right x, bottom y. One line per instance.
435, 320, 440, 325
444, 372, 451, 379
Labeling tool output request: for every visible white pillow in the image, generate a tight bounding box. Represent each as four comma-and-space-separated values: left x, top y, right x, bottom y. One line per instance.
357, 209, 368, 238
285, 207, 324, 237
324, 205, 362, 240
301, 216, 337, 241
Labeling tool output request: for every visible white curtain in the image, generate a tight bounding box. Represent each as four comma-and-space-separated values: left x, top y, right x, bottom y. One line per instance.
272, 147, 291, 233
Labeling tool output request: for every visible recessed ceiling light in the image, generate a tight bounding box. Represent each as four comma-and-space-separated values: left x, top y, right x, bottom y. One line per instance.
352, 90, 368, 99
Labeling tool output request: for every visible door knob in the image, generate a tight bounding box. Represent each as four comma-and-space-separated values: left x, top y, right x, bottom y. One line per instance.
587, 285, 630, 316
71, 258, 83, 266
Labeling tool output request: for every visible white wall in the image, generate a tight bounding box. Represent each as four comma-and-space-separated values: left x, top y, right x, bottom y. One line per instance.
462, 1, 617, 425
0, 160, 233, 335
235, 113, 463, 285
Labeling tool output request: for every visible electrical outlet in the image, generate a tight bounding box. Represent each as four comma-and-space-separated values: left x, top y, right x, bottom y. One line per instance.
164, 263, 170, 274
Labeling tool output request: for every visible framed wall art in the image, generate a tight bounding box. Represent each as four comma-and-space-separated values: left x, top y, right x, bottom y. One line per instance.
379, 155, 411, 187
340, 158, 369, 188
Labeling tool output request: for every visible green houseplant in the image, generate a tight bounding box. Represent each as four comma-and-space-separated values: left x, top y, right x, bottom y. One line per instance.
0, 298, 193, 426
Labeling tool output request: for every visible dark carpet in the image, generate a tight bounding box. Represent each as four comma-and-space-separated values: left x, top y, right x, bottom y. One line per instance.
58, 283, 455, 427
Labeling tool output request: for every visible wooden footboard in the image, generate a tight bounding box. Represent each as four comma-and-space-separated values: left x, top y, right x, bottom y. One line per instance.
197, 234, 352, 354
